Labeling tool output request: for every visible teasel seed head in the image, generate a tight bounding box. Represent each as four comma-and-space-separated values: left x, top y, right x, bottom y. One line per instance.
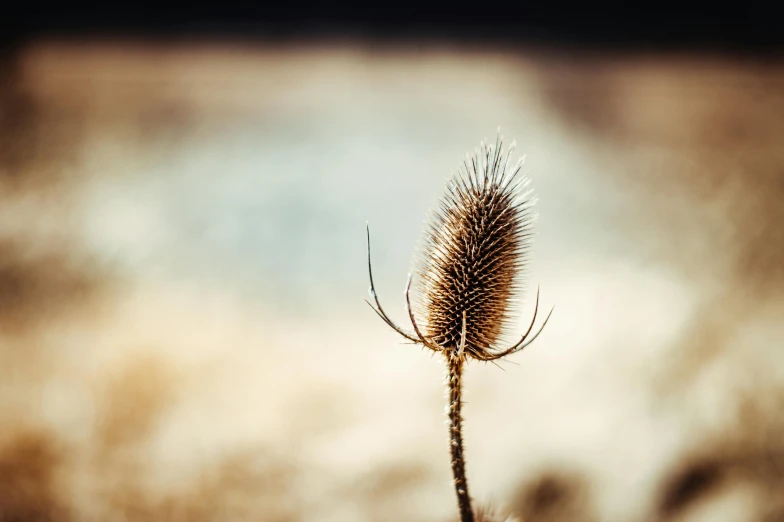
365, 132, 552, 362
412, 134, 547, 360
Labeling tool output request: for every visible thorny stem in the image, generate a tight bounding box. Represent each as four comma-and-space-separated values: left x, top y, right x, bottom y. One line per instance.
447, 352, 474, 522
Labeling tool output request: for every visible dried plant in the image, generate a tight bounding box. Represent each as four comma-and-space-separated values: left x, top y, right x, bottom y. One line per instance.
366, 133, 552, 522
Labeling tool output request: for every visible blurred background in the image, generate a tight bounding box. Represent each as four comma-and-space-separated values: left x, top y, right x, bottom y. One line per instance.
1, 5, 782, 522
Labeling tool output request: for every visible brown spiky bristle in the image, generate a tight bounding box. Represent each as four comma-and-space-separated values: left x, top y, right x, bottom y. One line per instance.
414, 136, 536, 359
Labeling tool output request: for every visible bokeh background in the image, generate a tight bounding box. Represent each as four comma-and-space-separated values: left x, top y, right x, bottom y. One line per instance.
1, 7, 782, 522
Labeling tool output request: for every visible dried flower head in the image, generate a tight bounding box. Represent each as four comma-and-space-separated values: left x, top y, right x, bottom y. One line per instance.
366, 133, 552, 360
365, 132, 552, 522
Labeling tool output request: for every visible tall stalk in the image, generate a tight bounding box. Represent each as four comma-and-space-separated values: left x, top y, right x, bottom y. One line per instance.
447, 353, 473, 522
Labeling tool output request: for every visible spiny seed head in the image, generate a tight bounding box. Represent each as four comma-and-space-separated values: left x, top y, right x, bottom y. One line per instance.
412, 135, 537, 360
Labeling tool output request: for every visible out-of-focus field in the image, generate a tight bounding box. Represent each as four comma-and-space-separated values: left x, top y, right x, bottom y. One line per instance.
1, 41, 782, 522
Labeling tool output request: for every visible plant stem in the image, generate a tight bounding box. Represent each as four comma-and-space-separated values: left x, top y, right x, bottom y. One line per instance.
447, 352, 474, 522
